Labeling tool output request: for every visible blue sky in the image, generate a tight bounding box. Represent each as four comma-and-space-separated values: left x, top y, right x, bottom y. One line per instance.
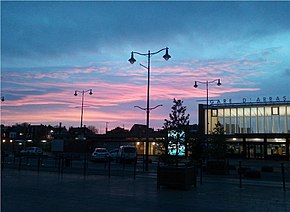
1, 1, 290, 132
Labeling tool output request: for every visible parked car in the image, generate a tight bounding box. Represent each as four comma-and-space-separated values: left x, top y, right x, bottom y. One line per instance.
20, 147, 43, 156
109, 148, 119, 161
117, 145, 137, 163
91, 148, 110, 162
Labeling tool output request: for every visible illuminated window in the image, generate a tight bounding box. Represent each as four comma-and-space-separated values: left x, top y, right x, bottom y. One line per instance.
211, 109, 218, 117
271, 107, 279, 115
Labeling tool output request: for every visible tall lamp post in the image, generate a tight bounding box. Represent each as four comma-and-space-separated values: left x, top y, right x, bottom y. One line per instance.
194, 79, 221, 148
129, 47, 171, 171
74, 89, 93, 128
74, 89, 92, 175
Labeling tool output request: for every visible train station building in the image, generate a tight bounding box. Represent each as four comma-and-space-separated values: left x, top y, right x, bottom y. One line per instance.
198, 96, 290, 160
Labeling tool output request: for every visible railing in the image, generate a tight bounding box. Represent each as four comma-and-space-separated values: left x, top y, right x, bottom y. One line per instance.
200, 159, 290, 191
2, 154, 289, 191
1, 153, 144, 179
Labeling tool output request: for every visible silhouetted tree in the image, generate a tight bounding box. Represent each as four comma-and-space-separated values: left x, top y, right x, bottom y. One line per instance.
209, 121, 226, 159
163, 99, 190, 166
189, 136, 204, 161
87, 125, 98, 134
164, 99, 190, 130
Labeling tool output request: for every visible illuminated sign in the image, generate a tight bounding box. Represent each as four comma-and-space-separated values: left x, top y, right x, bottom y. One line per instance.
242, 96, 287, 103
210, 96, 287, 105
167, 130, 185, 156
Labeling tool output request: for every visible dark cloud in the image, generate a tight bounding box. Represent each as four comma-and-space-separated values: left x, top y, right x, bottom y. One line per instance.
2, 1, 290, 64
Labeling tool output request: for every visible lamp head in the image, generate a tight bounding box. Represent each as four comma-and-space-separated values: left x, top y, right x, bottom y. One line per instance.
74, 91, 78, 96
193, 81, 198, 88
217, 79, 221, 86
163, 47, 171, 61
89, 89, 93, 95
128, 52, 136, 64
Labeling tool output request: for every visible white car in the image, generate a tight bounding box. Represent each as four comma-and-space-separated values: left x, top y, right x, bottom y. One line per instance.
91, 148, 110, 162
20, 147, 43, 156
117, 146, 137, 163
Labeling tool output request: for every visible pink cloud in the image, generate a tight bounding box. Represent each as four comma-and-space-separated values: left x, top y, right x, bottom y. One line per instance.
1, 57, 267, 128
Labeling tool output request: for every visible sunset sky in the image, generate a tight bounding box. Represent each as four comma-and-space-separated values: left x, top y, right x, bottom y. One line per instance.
1, 1, 290, 132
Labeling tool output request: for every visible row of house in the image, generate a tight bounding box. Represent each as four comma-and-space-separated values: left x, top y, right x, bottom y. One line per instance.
2, 98, 290, 161
1, 123, 198, 155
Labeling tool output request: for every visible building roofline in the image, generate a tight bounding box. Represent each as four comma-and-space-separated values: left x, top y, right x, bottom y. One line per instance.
200, 101, 290, 109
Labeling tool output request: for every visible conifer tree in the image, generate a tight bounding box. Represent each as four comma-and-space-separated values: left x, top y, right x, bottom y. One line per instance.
163, 99, 190, 164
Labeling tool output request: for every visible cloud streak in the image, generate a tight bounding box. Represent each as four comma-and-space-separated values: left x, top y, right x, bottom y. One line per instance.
1, 1, 290, 129
1, 57, 262, 128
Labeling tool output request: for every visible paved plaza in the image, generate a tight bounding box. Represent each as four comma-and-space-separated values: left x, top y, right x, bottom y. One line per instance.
1, 167, 290, 212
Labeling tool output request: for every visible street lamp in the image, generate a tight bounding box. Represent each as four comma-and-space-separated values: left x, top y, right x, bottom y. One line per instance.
74, 89, 93, 128
129, 47, 171, 171
74, 89, 92, 176
194, 79, 221, 147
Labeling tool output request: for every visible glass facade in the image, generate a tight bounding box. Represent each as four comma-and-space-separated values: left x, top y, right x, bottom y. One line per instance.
198, 101, 290, 160
205, 103, 290, 135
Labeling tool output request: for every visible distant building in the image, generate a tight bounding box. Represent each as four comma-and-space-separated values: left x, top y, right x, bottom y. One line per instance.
106, 127, 129, 136
1, 123, 56, 153
198, 99, 290, 160
1, 122, 198, 156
